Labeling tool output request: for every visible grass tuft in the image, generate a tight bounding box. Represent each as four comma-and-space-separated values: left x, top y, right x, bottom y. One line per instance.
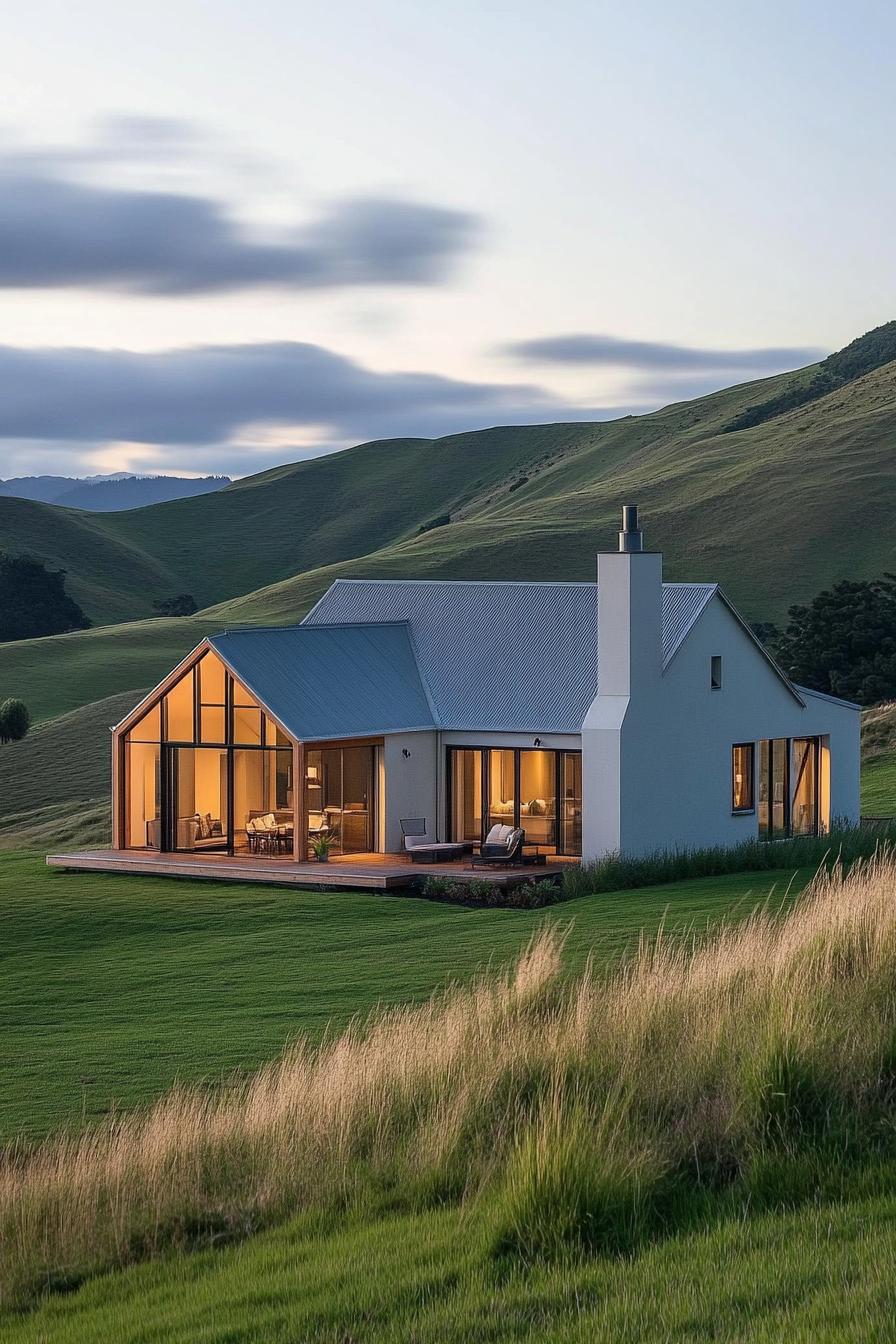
3, 849, 896, 1309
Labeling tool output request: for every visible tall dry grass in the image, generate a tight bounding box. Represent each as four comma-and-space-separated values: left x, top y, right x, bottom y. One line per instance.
4, 852, 896, 1306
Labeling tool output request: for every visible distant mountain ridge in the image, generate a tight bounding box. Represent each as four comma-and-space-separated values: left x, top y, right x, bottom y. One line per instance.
0, 473, 231, 511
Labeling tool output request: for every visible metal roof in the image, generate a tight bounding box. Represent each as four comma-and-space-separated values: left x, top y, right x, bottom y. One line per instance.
208, 622, 436, 741
302, 579, 719, 733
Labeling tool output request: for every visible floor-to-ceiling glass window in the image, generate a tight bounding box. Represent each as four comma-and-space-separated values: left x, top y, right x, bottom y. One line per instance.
122, 650, 295, 856
447, 746, 582, 855
304, 745, 375, 856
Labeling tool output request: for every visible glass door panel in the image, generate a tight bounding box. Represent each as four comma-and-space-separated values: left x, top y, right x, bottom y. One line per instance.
560, 752, 582, 856
320, 748, 344, 851
233, 748, 269, 851
520, 750, 557, 850
488, 749, 516, 832
126, 742, 160, 848
449, 749, 483, 843
341, 746, 373, 854
168, 746, 229, 852
758, 739, 771, 838
771, 738, 789, 838
791, 738, 818, 836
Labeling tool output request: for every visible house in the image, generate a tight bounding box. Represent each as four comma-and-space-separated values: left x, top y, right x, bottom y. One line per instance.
107, 507, 860, 868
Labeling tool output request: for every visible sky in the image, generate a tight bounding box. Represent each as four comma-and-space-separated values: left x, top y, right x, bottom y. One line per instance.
1, 0, 894, 479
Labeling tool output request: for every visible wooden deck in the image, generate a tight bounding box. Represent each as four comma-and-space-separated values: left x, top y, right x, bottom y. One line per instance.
46, 848, 569, 891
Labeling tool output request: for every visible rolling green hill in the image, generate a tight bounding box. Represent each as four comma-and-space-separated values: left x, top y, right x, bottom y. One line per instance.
2, 322, 896, 734
0, 427, 574, 626
3, 325, 896, 635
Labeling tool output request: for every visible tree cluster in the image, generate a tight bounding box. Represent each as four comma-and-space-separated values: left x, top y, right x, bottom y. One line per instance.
0, 552, 91, 642
765, 574, 896, 706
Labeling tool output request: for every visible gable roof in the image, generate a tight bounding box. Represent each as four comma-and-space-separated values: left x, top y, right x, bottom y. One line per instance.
207, 622, 436, 741
301, 578, 719, 733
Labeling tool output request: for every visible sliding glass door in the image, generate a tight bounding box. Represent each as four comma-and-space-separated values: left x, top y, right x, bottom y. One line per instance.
758, 736, 822, 840
165, 745, 230, 852
304, 745, 375, 855
447, 746, 582, 855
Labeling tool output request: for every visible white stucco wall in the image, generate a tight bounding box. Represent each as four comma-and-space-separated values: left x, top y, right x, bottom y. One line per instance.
381, 731, 439, 852
582, 579, 860, 860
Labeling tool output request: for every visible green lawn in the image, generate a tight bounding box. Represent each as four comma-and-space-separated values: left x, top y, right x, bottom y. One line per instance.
0, 853, 808, 1140
861, 755, 896, 815
3, 852, 890, 1343
2, 1183, 894, 1342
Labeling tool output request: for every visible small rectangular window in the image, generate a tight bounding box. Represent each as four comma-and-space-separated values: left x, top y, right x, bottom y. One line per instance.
732, 743, 754, 812
710, 655, 722, 690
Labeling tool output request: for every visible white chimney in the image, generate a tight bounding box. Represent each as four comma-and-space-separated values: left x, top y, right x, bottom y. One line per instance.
581, 505, 663, 860
597, 504, 662, 698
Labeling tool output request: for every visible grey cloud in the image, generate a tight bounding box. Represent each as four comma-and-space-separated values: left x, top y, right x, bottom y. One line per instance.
505, 333, 825, 375
0, 341, 615, 449
0, 158, 480, 294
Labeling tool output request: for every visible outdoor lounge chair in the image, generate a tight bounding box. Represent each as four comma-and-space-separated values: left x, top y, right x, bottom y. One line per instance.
471, 825, 525, 868
400, 818, 472, 863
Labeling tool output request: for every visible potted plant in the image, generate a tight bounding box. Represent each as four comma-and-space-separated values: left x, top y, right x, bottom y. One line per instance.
310, 832, 334, 863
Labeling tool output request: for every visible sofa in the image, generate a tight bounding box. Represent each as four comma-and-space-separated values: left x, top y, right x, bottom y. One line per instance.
489, 799, 556, 846
145, 813, 223, 850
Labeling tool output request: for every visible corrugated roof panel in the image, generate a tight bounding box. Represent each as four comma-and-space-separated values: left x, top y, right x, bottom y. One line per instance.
208, 623, 436, 741
660, 582, 718, 665
303, 579, 718, 733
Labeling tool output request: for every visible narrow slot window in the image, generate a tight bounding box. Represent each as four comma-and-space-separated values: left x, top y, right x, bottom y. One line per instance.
732, 743, 754, 813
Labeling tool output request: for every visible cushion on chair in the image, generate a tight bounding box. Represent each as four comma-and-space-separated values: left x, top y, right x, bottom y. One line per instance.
404, 832, 433, 851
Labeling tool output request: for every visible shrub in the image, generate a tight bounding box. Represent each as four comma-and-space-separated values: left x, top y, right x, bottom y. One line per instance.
417, 514, 451, 534
0, 698, 30, 744
418, 874, 564, 909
